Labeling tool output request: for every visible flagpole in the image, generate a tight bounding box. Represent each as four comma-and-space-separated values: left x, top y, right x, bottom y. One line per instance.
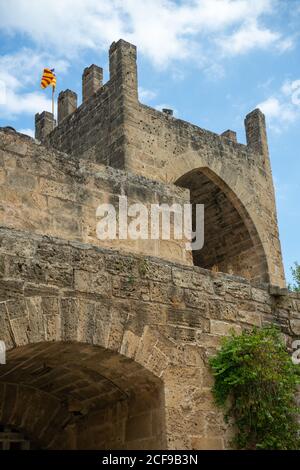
52, 85, 55, 129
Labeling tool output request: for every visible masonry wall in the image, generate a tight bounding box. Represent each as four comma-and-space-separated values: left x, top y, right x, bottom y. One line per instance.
40, 39, 285, 288
121, 102, 284, 287
0, 38, 294, 450
46, 82, 123, 166
0, 128, 192, 265
0, 226, 299, 449
45, 40, 138, 169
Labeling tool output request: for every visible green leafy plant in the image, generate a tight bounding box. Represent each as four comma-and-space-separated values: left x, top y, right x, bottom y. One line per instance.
209, 326, 300, 449
127, 275, 135, 285
138, 258, 149, 277
289, 262, 300, 292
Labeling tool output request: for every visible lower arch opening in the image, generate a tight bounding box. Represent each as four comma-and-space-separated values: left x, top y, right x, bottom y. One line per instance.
0, 342, 166, 450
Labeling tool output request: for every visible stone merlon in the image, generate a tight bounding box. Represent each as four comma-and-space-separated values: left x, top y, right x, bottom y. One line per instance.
58, 89, 77, 124
82, 64, 103, 102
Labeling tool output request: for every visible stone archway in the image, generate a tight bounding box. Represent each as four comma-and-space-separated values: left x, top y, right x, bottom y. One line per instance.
176, 167, 269, 284
0, 342, 166, 449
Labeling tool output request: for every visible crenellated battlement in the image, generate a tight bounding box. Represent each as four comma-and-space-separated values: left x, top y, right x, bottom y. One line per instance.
35, 40, 270, 173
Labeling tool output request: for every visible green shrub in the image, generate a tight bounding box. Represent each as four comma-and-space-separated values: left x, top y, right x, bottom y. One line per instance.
209, 326, 300, 449
290, 262, 300, 292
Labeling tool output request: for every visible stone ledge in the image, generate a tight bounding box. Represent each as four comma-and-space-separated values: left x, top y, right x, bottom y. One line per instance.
269, 285, 289, 297
0, 225, 272, 292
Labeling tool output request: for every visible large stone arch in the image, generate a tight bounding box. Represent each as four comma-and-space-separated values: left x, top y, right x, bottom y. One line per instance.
175, 167, 269, 284
0, 296, 168, 450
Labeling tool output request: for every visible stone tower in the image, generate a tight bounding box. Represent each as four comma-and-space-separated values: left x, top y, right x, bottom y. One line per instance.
0, 39, 299, 450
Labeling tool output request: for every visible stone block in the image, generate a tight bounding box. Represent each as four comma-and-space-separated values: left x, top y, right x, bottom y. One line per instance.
210, 320, 242, 336
190, 436, 224, 450
238, 310, 262, 326
290, 319, 300, 335
74, 269, 111, 296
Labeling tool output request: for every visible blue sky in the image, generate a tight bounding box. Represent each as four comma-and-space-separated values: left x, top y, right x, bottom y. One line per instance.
0, 0, 299, 284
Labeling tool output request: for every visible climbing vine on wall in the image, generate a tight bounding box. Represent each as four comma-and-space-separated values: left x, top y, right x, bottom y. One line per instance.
209, 326, 300, 450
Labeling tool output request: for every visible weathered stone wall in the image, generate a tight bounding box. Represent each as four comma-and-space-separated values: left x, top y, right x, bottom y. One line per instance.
0, 128, 192, 265
40, 39, 285, 288
0, 226, 299, 449
122, 103, 284, 287
45, 40, 138, 170
0, 38, 293, 450
46, 81, 117, 165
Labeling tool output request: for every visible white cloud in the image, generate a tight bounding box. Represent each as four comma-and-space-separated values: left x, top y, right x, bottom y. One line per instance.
258, 97, 281, 118
0, 49, 65, 119
281, 79, 300, 105
257, 96, 297, 122
1, 90, 53, 118
138, 87, 157, 102
203, 62, 225, 81
0, 0, 294, 125
0, 78, 54, 120
257, 79, 300, 131
0, 79, 6, 105
18, 128, 34, 138
219, 19, 284, 55
0, 1, 124, 56
0, 0, 292, 67
276, 36, 295, 53
0, 49, 68, 90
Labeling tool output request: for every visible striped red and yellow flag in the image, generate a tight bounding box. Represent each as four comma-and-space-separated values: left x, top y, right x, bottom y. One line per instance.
40, 68, 56, 89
